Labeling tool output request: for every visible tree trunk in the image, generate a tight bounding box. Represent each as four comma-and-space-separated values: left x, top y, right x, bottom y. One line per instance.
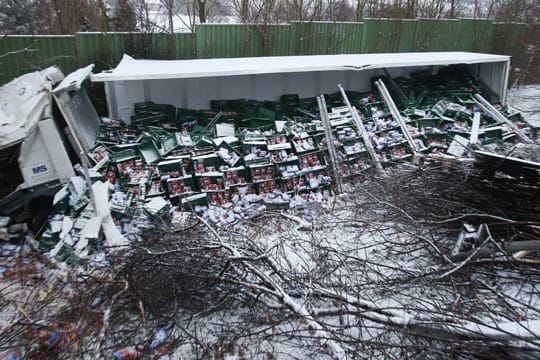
51, 0, 67, 34
241, 0, 249, 23
98, 0, 109, 33
198, 0, 206, 23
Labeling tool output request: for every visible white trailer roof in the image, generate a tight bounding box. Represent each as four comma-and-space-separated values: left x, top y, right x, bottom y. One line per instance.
91, 52, 510, 82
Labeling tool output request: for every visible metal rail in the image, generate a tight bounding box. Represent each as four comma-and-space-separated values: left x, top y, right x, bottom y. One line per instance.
337, 84, 383, 173
473, 93, 533, 144
374, 79, 419, 153
317, 95, 343, 194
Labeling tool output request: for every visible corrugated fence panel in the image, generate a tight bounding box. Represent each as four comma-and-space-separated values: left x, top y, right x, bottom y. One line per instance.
77, 32, 177, 71
175, 33, 196, 59
415, 19, 460, 51
291, 22, 364, 55
197, 24, 250, 58
0, 20, 529, 84
0, 35, 76, 84
329, 22, 364, 54
397, 19, 417, 52
492, 22, 525, 55
75, 33, 109, 70
245, 26, 265, 57
293, 22, 331, 55
148, 33, 176, 59
195, 25, 211, 58
261, 25, 290, 56
105, 33, 127, 65
457, 19, 494, 52
97, 32, 193, 63
361, 19, 402, 53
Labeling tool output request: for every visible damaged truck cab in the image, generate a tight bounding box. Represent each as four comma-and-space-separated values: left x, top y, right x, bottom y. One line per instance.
0, 65, 99, 232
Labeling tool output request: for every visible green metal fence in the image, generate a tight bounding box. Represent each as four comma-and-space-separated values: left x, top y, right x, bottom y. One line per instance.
0, 19, 527, 84
0, 35, 77, 83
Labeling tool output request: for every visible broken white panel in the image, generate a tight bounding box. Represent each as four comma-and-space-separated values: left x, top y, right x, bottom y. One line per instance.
175, 133, 194, 146
144, 196, 169, 216
54, 64, 94, 93
447, 135, 470, 157
213, 136, 238, 146
69, 177, 87, 197
470, 112, 481, 145
49, 239, 65, 258
92, 181, 128, 247
53, 184, 70, 205
0, 92, 50, 150
216, 123, 235, 137
49, 218, 64, 234
275, 121, 286, 133
75, 215, 102, 257
59, 216, 74, 240
80, 215, 102, 241
74, 236, 89, 257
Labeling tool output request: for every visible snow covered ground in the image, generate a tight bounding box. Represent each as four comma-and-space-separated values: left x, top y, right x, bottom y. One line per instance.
507, 84, 540, 127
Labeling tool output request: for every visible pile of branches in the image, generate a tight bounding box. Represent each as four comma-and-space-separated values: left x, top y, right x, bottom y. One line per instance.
3, 161, 539, 359
347, 161, 540, 250
351, 161, 540, 225
121, 224, 245, 317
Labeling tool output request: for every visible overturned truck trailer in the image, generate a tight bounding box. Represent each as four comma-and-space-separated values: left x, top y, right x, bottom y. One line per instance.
92, 52, 511, 122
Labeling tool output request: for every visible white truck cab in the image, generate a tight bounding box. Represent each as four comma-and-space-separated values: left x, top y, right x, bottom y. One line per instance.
0, 65, 100, 232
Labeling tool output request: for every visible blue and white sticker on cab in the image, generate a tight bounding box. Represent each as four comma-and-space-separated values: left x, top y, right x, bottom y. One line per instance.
32, 164, 48, 175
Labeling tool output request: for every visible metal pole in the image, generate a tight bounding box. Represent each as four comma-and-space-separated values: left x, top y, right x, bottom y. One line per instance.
337, 84, 383, 173
317, 95, 343, 194
473, 93, 533, 144
374, 79, 419, 153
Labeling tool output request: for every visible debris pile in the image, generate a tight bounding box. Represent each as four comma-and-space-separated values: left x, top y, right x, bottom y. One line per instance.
35, 65, 538, 264
0, 243, 36, 279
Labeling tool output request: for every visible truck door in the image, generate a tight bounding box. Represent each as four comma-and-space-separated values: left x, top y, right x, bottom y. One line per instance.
52, 65, 100, 157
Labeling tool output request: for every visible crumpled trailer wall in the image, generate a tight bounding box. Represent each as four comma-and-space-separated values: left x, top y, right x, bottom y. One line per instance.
92, 52, 511, 123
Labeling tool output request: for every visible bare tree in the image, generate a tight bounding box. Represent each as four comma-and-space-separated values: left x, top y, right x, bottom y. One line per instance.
417, 0, 447, 18
492, 0, 540, 22
325, 0, 355, 21
0, 0, 46, 34
0, 0, 103, 34
110, 0, 138, 32
406, 0, 416, 18
355, 0, 369, 20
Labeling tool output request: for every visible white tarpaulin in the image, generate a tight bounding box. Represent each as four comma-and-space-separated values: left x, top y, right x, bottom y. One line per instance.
0, 67, 64, 150
91, 52, 511, 122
